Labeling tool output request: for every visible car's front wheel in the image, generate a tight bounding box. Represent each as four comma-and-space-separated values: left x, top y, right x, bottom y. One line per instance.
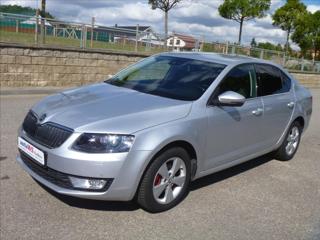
274, 121, 302, 161
137, 147, 191, 213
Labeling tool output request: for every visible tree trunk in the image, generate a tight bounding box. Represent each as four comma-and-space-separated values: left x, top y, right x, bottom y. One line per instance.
285, 30, 290, 55
238, 18, 243, 45
164, 10, 168, 49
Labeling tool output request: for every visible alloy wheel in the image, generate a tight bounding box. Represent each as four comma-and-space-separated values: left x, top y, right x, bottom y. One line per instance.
285, 126, 300, 156
152, 157, 186, 204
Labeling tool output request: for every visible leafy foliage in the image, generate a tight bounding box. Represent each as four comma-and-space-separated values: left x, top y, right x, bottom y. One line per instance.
218, 0, 271, 23
257, 42, 284, 52
292, 11, 320, 59
272, 0, 306, 53
0, 4, 54, 18
148, 0, 182, 12
272, 0, 306, 33
218, 0, 271, 44
250, 38, 257, 47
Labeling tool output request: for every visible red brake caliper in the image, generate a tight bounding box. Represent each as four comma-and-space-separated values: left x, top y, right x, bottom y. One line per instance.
154, 174, 162, 186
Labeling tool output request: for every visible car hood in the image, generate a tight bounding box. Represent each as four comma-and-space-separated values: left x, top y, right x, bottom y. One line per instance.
31, 83, 192, 134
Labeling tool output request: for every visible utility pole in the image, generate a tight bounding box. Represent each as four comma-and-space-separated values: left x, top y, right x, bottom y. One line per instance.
40, 0, 46, 44
90, 17, 95, 48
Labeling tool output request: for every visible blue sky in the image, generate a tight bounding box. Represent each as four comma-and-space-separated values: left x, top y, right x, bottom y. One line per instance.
1, 0, 320, 47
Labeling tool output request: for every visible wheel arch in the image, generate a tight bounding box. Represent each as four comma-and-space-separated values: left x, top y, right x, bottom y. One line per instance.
156, 140, 197, 161
134, 139, 198, 200
293, 116, 305, 130
146, 140, 198, 178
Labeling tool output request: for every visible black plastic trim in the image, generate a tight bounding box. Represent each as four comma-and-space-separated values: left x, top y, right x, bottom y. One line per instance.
19, 151, 113, 192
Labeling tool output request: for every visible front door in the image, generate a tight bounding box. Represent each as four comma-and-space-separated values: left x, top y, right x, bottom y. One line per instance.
205, 64, 266, 170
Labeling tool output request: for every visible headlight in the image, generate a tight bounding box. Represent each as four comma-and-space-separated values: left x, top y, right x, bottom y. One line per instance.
72, 133, 134, 153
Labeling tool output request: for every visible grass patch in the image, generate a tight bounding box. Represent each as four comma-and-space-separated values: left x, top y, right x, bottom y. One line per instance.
0, 30, 164, 54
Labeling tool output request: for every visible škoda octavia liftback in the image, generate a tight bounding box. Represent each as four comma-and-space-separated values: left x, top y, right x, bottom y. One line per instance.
17, 53, 312, 212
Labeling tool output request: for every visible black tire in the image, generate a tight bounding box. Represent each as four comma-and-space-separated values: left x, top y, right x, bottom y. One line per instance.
137, 147, 191, 213
274, 121, 302, 161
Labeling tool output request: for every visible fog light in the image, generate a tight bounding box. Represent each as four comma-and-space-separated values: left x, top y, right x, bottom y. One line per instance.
69, 176, 107, 190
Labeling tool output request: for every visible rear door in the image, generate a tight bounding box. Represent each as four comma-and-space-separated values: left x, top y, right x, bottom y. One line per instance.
255, 64, 294, 147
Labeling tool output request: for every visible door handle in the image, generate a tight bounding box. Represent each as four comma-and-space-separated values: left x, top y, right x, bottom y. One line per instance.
287, 102, 295, 109
252, 108, 263, 116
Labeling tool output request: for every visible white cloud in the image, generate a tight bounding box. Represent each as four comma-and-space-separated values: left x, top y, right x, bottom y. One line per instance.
255, 14, 273, 26
1, 0, 39, 8
307, 4, 320, 13
174, 0, 220, 18
93, 2, 162, 23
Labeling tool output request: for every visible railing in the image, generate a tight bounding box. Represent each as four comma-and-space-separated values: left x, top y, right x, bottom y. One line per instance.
203, 42, 320, 73
1, 12, 319, 73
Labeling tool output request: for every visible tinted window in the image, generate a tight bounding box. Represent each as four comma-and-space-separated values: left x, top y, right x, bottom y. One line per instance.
280, 71, 292, 92
256, 64, 289, 96
106, 56, 226, 101
216, 64, 256, 98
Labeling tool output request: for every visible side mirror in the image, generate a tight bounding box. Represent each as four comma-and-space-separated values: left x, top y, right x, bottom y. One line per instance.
217, 91, 246, 107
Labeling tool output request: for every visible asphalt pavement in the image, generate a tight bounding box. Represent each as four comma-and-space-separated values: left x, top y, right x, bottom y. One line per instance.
0, 90, 319, 240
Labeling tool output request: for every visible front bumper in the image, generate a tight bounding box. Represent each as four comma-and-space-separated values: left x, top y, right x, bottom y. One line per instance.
17, 128, 152, 201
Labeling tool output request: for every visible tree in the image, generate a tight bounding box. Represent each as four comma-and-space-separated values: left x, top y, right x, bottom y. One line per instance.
0, 4, 54, 18
218, 0, 271, 44
276, 43, 283, 52
292, 11, 320, 60
257, 41, 283, 51
272, 0, 306, 54
148, 0, 182, 48
250, 37, 257, 47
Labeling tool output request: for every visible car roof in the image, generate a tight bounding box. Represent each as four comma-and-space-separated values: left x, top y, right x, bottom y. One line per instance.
159, 51, 276, 66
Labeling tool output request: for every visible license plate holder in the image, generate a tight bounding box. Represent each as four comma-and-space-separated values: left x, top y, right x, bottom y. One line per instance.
18, 137, 46, 166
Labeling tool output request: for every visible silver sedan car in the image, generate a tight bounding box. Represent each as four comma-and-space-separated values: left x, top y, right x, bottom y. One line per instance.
17, 53, 312, 212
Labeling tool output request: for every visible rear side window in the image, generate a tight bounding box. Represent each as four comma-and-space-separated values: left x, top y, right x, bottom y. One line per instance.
255, 64, 291, 96
216, 64, 256, 99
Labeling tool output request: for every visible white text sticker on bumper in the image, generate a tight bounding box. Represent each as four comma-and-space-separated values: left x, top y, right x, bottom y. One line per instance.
18, 137, 45, 165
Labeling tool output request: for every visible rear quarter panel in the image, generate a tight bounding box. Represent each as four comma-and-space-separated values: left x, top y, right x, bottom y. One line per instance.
293, 81, 312, 133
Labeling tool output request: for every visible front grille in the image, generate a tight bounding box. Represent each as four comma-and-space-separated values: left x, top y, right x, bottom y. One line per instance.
22, 111, 73, 149
20, 151, 113, 192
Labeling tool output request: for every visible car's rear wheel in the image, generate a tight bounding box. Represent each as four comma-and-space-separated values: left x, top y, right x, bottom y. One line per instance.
274, 121, 302, 161
137, 147, 191, 213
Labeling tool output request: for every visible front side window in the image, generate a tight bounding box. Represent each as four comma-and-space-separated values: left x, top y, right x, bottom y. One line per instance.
215, 64, 256, 99
280, 71, 292, 93
256, 64, 290, 96
106, 56, 226, 101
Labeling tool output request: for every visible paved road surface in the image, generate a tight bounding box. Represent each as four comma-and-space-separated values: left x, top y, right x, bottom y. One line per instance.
1, 90, 319, 240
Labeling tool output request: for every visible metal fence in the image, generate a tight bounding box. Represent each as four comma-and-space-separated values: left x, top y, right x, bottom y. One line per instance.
203, 42, 320, 73
0, 12, 165, 53
1, 12, 319, 73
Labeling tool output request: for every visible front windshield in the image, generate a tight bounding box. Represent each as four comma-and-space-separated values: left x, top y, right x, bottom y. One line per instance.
105, 55, 226, 101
